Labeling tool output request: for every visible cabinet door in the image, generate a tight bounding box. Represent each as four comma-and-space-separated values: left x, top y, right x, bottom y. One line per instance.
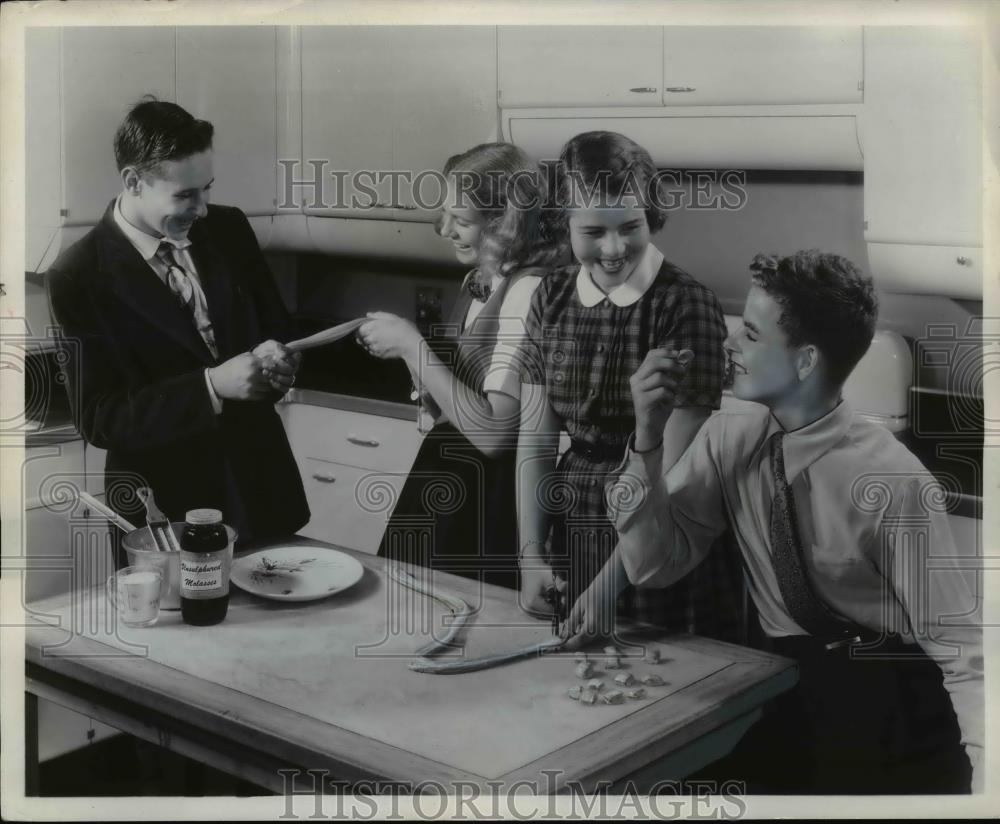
61, 27, 176, 225
298, 459, 406, 553
26, 27, 62, 272
499, 27, 663, 108
662, 27, 862, 106
301, 27, 395, 219
392, 27, 499, 222
176, 27, 278, 216
863, 27, 981, 248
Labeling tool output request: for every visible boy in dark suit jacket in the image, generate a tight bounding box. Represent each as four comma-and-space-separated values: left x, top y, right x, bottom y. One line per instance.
48, 100, 309, 553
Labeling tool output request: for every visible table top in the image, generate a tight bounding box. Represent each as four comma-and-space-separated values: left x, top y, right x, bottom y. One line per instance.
25, 540, 797, 790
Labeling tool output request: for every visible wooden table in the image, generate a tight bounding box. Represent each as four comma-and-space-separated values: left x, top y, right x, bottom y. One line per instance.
24, 540, 797, 795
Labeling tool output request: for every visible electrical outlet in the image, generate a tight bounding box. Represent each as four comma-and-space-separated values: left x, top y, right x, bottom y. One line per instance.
415, 287, 443, 336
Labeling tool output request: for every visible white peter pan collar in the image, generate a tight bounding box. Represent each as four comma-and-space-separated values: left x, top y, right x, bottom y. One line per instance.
575, 244, 664, 308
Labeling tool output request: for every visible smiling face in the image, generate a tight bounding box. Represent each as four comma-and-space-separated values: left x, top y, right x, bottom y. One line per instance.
566, 194, 650, 290
724, 285, 805, 407
439, 177, 487, 267
121, 149, 214, 241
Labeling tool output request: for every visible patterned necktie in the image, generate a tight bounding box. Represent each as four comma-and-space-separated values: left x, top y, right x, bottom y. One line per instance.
769, 431, 858, 639
155, 241, 219, 360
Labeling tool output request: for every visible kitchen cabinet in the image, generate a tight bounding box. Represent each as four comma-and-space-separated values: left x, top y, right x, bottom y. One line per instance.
862, 27, 981, 296
176, 27, 279, 216
302, 27, 498, 222
301, 27, 397, 220
278, 402, 423, 552
390, 27, 498, 222
661, 27, 862, 106
499, 27, 663, 108
25, 28, 62, 273
61, 27, 176, 226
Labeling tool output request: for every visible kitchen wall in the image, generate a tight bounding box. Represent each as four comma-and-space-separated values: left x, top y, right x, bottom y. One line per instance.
285, 171, 983, 394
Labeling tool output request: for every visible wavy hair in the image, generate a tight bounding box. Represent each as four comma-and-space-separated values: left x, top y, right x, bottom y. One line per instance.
749, 250, 878, 387
440, 143, 569, 278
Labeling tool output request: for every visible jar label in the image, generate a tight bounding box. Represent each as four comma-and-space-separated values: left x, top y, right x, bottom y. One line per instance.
180, 552, 228, 599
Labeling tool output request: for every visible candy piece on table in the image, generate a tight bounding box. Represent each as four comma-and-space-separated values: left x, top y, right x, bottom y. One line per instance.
640, 673, 665, 686
603, 645, 619, 656
567, 686, 583, 701
575, 661, 595, 679
579, 686, 599, 705
575, 653, 589, 664
644, 648, 662, 664
601, 689, 625, 705
586, 679, 604, 692
613, 672, 636, 687
604, 656, 623, 670
625, 687, 647, 700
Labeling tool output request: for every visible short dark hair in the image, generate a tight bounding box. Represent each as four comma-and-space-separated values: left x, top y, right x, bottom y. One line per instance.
554, 131, 668, 233
749, 250, 878, 387
113, 97, 214, 177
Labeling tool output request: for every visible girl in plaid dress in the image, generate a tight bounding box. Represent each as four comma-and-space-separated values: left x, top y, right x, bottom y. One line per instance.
359, 144, 567, 589
517, 131, 742, 636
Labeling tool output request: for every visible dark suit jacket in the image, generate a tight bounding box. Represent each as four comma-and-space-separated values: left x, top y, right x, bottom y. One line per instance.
47, 201, 309, 550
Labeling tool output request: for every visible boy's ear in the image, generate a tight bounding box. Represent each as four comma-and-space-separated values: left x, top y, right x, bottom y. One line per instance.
796, 344, 820, 381
121, 166, 142, 195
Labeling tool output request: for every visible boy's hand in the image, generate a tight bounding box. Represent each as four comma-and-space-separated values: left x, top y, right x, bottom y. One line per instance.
629, 348, 694, 452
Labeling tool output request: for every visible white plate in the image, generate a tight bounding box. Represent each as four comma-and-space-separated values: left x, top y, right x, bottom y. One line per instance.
230, 546, 365, 602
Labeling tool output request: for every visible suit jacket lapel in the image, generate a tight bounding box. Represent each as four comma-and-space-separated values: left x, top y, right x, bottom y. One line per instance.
187, 219, 235, 360
95, 202, 216, 364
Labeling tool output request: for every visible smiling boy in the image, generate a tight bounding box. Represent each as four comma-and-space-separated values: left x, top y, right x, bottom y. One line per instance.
47, 99, 309, 550
566, 250, 983, 793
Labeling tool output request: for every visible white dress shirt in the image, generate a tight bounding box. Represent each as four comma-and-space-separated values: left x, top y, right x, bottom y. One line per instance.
611, 400, 983, 775
113, 197, 223, 413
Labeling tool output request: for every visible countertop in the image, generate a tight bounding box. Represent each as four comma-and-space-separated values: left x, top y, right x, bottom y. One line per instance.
25, 539, 797, 793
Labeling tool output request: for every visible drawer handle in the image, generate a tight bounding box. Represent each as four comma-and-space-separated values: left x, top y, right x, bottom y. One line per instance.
312, 472, 337, 483
665, 86, 696, 93
347, 435, 380, 448
956, 256, 972, 266
629, 87, 658, 93
391, 203, 419, 211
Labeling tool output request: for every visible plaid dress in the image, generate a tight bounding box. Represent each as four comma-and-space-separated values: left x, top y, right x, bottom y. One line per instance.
524, 256, 744, 638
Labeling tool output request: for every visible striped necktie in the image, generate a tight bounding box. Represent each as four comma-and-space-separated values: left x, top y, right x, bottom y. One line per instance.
769, 431, 860, 641
155, 241, 219, 360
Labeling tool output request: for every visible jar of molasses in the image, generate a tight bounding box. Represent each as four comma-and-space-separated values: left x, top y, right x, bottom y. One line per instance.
179, 508, 231, 626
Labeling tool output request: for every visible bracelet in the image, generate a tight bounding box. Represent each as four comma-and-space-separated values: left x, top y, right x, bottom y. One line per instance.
631, 432, 663, 455
519, 539, 547, 560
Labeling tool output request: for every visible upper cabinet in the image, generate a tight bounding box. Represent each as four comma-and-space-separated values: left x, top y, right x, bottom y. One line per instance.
863, 27, 981, 248
61, 27, 176, 226
499, 27, 663, 108
176, 27, 278, 216
302, 27, 397, 220
862, 27, 981, 298
302, 26, 497, 222
661, 27, 862, 106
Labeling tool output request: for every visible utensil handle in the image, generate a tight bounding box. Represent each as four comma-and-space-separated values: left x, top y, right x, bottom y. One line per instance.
78, 491, 140, 533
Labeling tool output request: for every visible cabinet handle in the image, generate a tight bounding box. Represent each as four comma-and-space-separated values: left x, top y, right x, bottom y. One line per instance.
374, 202, 391, 209
629, 87, 658, 93
391, 203, 419, 211
347, 435, 380, 448
665, 86, 696, 93
312, 472, 337, 483
956, 256, 972, 266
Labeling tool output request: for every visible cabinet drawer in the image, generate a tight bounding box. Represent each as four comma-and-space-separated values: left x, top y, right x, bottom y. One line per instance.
298, 459, 406, 554
25, 441, 85, 510
281, 404, 422, 472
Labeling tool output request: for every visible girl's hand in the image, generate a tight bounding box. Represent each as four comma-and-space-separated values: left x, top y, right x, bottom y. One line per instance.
519, 561, 562, 618
357, 312, 423, 361
560, 573, 619, 650
629, 348, 694, 452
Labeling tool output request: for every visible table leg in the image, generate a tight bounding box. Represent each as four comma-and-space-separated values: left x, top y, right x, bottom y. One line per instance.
25, 692, 40, 796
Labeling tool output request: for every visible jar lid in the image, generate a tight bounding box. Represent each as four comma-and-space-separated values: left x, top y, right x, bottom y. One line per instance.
185, 508, 223, 525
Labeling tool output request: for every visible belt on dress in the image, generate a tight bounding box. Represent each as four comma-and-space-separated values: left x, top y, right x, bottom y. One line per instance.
568, 438, 629, 461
